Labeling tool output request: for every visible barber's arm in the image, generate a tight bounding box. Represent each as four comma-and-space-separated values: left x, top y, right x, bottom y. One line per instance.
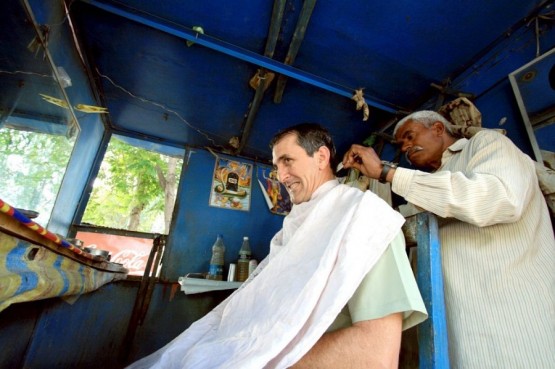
291, 312, 402, 369
392, 131, 534, 227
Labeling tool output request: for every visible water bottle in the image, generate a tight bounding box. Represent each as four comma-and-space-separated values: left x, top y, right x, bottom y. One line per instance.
206, 234, 225, 280
236, 236, 252, 282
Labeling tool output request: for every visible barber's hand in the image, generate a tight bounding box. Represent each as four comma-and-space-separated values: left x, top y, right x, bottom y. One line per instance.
342, 144, 383, 179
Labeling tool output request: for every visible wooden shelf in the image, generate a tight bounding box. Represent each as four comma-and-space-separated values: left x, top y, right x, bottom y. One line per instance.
178, 274, 242, 294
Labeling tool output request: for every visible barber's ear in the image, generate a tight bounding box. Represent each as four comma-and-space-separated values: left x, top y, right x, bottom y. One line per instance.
432, 121, 445, 136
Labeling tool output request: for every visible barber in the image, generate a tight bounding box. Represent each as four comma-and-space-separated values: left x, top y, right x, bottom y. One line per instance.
342, 110, 555, 369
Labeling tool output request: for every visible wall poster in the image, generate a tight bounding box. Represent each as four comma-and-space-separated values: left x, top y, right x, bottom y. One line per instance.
257, 166, 291, 216
209, 157, 253, 211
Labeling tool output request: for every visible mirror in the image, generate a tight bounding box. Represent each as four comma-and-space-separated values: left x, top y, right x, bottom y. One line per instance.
509, 48, 555, 164
0, 0, 79, 136
0, 0, 80, 226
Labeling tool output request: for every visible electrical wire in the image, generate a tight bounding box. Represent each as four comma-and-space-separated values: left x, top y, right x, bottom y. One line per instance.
96, 68, 225, 149
0, 69, 52, 78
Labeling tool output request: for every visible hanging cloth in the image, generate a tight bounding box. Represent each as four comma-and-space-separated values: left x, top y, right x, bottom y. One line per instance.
127, 181, 405, 369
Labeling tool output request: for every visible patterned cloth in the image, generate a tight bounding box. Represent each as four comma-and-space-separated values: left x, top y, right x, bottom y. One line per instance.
392, 130, 555, 368
0, 199, 94, 259
0, 228, 125, 312
438, 97, 506, 138
0, 199, 109, 261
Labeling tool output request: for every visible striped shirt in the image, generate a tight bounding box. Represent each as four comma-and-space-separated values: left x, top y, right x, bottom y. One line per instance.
392, 130, 555, 369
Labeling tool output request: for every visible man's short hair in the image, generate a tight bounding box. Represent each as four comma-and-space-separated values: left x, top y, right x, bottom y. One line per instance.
269, 123, 337, 172
393, 110, 455, 136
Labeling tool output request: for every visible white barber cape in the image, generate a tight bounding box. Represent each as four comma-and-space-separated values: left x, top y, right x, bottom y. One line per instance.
127, 180, 405, 369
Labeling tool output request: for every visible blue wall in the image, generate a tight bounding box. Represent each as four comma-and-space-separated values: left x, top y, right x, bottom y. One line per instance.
450, 23, 555, 158
163, 148, 285, 281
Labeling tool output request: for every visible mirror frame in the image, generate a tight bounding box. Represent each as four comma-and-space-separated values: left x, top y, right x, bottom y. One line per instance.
22, 0, 80, 136
508, 48, 555, 163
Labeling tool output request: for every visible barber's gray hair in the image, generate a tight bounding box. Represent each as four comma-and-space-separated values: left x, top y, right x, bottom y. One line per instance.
393, 110, 454, 136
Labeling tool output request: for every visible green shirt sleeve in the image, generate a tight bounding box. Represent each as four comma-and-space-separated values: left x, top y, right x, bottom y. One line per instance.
327, 231, 427, 332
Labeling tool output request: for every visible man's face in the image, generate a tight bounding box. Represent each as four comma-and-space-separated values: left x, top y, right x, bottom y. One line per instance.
394, 120, 445, 171
272, 133, 324, 205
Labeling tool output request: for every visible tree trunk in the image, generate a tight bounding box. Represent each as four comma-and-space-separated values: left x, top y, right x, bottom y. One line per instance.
128, 203, 144, 231
164, 157, 179, 234
156, 157, 179, 233
128, 176, 146, 231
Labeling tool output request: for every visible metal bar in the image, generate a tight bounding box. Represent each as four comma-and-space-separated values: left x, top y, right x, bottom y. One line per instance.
120, 235, 162, 364
274, 0, 317, 103
264, 0, 287, 58
138, 235, 166, 324
81, 0, 400, 113
238, 71, 268, 153
72, 224, 158, 239
506, 48, 555, 163
416, 212, 450, 369
237, 0, 287, 154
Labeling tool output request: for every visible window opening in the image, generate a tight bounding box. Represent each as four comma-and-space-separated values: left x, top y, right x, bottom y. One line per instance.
0, 126, 74, 226
79, 135, 183, 275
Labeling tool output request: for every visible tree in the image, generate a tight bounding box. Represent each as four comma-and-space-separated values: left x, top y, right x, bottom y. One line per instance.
0, 127, 73, 225
82, 137, 182, 234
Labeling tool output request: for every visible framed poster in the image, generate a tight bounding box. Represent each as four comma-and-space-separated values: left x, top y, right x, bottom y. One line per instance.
209, 157, 252, 211
257, 166, 291, 216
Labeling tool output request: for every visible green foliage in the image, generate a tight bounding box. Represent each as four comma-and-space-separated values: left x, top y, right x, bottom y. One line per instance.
82, 137, 182, 233
0, 127, 73, 225
0, 127, 182, 234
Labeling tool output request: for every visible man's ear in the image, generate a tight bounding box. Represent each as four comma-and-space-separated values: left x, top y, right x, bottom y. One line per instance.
316, 146, 331, 169
432, 121, 445, 136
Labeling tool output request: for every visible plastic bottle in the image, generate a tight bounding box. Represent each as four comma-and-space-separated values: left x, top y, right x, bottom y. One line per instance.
206, 234, 225, 280
236, 236, 252, 282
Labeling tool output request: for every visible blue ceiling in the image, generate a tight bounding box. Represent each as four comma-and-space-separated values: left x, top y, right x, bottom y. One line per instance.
2, 0, 553, 161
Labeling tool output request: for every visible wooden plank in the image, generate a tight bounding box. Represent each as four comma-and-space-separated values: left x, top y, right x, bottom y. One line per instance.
0, 211, 127, 274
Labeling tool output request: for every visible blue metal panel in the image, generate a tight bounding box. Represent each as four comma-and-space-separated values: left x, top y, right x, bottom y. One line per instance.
126, 282, 231, 363
100, 0, 274, 53
535, 124, 555, 152
275, 0, 541, 107
48, 115, 107, 235
248, 79, 389, 158
0, 299, 41, 369
471, 81, 537, 156
66, 0, 555, 162
22, 282, 137, 369
451, 29, 555, 99
415, 212, 450, 369
83, 0, 399, 114
0, 279, 229, 369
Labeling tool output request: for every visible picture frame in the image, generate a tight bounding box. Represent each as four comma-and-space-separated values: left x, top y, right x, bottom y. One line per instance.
256, 165, 291, 216
209, 157, 253, 211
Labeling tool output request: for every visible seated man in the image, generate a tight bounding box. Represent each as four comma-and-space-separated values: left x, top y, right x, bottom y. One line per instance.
127, 123, 427, 369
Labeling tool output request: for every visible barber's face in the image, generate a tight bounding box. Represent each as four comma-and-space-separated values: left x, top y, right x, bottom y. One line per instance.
272, 133, 323, 205
395, 120, 445, 171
